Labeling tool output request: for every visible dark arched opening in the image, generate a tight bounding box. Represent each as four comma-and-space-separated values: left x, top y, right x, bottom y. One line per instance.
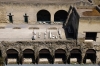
55, 49, 66, 64
6, 49, 19, 64
37, 10, 51, 24
69, 49, 81, 64
83, 49, 96, 64
37, 49, 52, 64
54, 10, 68, 22
22, 49, 35, 64
0, 50, 1, 57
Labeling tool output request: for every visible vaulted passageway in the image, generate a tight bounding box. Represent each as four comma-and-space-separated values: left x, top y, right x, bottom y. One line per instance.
22, 49, 35, 64
38, 49, 52, 64
83, 49, 96, 64
6, 49, 19, 64
0, 50, 1, 57
54, 49, 66, 64
37, 10, 51, 23
54, 10, 68, 22
69, 49, 81, 64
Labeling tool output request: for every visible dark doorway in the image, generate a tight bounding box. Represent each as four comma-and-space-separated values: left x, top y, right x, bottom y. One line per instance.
0, 50, 1, 57
6, 49, 19, 64
54, 10, 68, 22
55, 49, 66, 64
37, 10, 51, 23
83, 49, 96, 64
23, 49, 35, 64
38, 49, 52, 64
69, 49, 81, 64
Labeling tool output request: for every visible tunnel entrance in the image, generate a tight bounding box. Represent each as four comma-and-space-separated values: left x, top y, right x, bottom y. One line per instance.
38, 49, 52, 64
37, 10, 51, 24
0, 50, 1, 57
6, 49, 19, 64
23, 49, 35, 64
55, 49, 66, 64
54, 10, 68, 22
83, 49, 96, 64
69, 49, 81, 64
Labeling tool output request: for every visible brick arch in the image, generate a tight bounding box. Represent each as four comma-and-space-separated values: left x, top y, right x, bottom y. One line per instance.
54, 49, 66, 64
69, 49, 82, 64
39, 49, 50, 54
70, 49, 82, 53
86, 49, 96, 54
6, 48, 19, 54
55, 48, 66, 53
0, 50, 1, 57
37, 9, 51, 23
6, 49, 19, 64
54, 10, 68, 22
22, 48, 34, 52
23, 49, 34, 54
83, 49, 96, 64
38, 47, 52, 54
55, 49, 66, 54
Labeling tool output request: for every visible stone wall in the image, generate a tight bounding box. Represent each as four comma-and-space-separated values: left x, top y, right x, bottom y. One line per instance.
78, 16, 100, 42
0, 40, 100, 64
0, 3, 70, 25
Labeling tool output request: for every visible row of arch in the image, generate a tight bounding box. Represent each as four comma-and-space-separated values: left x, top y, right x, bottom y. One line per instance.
4, 49, 96, 64
37, 10, 68, 22
8, 10, 68, 23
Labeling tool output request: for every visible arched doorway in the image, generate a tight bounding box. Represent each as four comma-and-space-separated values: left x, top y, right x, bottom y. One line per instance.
22, 49, 35, 64
54, 49, 66, 64
38, 49, 52, 64
37, 10, 51, 24
0, 50, 1, 57
6, 49, 19, 64
69, 49, 81, 64
54, 10, 68, 22
83, 49, 96, 64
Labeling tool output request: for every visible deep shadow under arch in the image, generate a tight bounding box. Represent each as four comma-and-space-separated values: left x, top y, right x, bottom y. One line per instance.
22, 49, 35, 64
0, 50, 2, 57
37, 10, 51, 23
6, 49, 19, 64
54, 10, 68, 22
69, 49, 81, 64
55, 49, 66, 64
83, 49, 96, 64
37, 49, 52, 64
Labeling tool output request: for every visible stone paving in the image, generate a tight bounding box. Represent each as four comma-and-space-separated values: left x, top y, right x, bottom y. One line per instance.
0, 24, 66, 41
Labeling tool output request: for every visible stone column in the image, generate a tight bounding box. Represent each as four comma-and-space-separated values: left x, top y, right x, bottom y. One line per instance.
18, 53, 20, 64
36, 55, 39, 64
50, 50, 55, 64
81, 53, 85, 64
66, 52, 70, 64
1, 50, 7, 65
35, 50, 39, 64
20, 51, 23, 64
96, 51, 100, 64
51, 13, 54, 24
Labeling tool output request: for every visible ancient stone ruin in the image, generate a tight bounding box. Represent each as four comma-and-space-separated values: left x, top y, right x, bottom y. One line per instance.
0, 0, 100, 65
